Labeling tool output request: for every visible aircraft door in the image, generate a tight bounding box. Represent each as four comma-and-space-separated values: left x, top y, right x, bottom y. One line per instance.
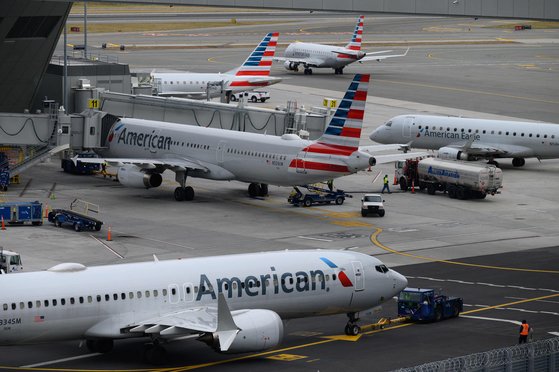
183, 283, 194, 302
168, 284, 180, 304
402, 116, 413, 138
154, 77, 163, 95
216, 140, 227, 165
351, 261, 364, 291
295, 151, 307, 174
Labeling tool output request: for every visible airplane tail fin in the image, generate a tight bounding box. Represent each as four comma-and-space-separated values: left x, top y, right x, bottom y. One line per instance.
345, 15, 364, 51
315, 74, 370, 152
230, 32, 279, 77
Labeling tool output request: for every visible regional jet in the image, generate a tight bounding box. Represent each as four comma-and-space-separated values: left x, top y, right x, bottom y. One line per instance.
0, 250, 408, 363
274, 15, 408, 75
77, 74, 423, 201
370, 114, 559, 167
152, 32, 281, 98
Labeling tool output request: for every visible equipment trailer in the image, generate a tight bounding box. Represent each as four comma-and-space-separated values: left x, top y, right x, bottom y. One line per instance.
47, 199, 103, 232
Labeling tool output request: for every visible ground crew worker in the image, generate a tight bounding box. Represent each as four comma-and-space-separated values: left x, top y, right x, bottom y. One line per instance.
381, 174, 391, 194
519, 320, 530, 344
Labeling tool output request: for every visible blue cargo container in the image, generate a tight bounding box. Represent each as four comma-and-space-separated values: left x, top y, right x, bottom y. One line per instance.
0, 201, 43, 225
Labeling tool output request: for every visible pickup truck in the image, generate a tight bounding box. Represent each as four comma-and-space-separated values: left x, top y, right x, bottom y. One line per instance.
230, 91, 270, 103
361, 193, 385, 217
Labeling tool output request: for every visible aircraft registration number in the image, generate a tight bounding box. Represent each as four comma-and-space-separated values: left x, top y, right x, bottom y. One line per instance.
0, 318, 21, 326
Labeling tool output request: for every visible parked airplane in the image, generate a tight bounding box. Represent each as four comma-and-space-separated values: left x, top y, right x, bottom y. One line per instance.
0, 250, 408, 363
151, 32, 281, 98
370, 114, 559, 167
76, 74, 421, 201
274, 15, 408, 75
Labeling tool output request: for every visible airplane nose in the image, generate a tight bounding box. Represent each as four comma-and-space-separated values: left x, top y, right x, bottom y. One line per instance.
369, 128, 379, 141
393, 270, 408, 293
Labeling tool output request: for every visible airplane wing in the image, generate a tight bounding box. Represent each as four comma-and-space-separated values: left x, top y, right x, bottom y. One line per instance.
371, 151, 430, 165
359, 47, 409, 62
74, 156, 209, 173
360, 144, 413, 153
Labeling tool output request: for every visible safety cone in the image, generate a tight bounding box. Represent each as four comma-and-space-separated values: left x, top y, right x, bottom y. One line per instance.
50, 192, 55, 200
1, 216, 5, 230
411, 179, 415, 194
367, 165, 372, 172
43, 204, 49, 220
393, 175, 398, 185
107, 226, 112, 241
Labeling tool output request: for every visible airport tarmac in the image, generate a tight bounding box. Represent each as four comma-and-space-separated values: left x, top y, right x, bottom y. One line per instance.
2, 12, 558, 371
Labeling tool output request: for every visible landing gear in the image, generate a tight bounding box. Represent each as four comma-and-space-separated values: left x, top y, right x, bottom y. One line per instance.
86, 339, 114, 353
144, 341, 167, 365
512, 157, 525, 167
303, 68, 313, 75
334, 67, 344, 75
344, 312, 361, 336
248, 183, 268, 197
174, 170, 195, 201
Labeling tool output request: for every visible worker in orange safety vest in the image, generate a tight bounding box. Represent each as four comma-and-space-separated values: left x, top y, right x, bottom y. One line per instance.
518, 320, 530, 344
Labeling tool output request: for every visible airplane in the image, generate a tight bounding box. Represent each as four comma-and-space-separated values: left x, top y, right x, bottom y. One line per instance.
151, 32, 281, 98
370, 114, 559, 167
274, 15, 409, 75
76, 74, 424, 201
0, 250, 408, 363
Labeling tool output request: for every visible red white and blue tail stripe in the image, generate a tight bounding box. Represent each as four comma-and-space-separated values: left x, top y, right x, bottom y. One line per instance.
315, 74, 369, 152
234, 32, 279, 77
345, 15, 364, 51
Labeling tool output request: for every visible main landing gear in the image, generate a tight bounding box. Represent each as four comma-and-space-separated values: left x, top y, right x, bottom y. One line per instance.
334, 67, 344, 75
174, 170, 195, 201
303, 67, 313, 75
344, 312, 361, 336
248, 183, 268, 197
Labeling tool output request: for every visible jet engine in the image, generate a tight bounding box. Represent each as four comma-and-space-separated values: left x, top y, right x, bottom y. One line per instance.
438, 147, 470, 161
284, 61, 298, 71
206, 309, 284, 353
117, 164, 162, 189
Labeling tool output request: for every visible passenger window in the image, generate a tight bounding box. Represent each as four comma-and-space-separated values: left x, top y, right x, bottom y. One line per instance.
28, 301, 33, 309
19, 302, 24, 310
113, 294, 118, 301
105, 294, 110, 301
44, 300, 49, 307
61, 299, 66, 305
171, 288, 176, 296
137, 291, 142, 299
12, 303, 16, 310
36, 300, 41, 308
3, 304, 7, 311
70, 298, 75, 305
145, 291, 150, 298
129, 292, 134, 299
52, 299, 57, 306
96, 295, 101, 302
332, 274, 337, 281
163, 289, 168, 296
121, 293, 126, 300
88, 296, 93, 303
154, 290, 158, 297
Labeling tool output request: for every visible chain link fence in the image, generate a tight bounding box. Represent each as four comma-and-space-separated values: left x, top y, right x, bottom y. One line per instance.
394, 337, 559, 372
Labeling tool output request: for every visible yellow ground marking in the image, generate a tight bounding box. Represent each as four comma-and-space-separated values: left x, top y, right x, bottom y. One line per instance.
331, 220, 374, 228
266, 354, 308, 361
462, 293, 559, 315
321, 334, 361, 342
369, 227, 559, 274
374, 78, 559, 105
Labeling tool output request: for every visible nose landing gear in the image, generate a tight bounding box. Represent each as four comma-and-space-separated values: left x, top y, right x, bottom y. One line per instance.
344, 312, 361, 336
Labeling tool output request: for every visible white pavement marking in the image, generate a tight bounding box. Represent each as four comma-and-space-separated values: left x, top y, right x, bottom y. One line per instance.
22, 353, 100, 368
476, 282, 506, 288
416, 276, 445, 281
297, 236, 333, 242
91, 235, 124, 259
461, 315, 521, 326
446, 279, 475, 284
507, 286, 537, 291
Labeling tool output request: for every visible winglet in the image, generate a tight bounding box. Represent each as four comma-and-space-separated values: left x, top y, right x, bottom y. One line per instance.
153, 254, 159, 262
215, 293, 240, 351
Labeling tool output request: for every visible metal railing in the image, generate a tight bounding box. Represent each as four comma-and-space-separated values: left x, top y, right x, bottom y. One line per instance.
394, 337, 559, 372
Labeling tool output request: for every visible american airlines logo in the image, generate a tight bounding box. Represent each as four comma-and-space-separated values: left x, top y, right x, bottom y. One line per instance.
196, 258, 353, 301
427, 166, 460, 179
114, 126, 172, 151
420, 128, 480, 141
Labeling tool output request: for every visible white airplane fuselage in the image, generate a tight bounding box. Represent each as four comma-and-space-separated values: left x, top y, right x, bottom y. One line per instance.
152, 72, 281, 98
371, 115, 559, 160
102, 118, 372, 186
284, 42, 365, 69
0, 250, 407, 345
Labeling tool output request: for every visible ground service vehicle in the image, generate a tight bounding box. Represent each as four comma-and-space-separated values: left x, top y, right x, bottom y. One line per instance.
361, 194, 385, 217
0, 201, 43, 225
47, 199, 103, 232
61, 152, 100, 175
230, 90, 270, 103
0, 249, 23, 274
395, 158, 502, 199
288, 186, 351, 207
398, 288, 463, 322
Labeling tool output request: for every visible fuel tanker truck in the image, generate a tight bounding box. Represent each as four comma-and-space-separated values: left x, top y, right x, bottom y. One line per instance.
395, 157, 502, 200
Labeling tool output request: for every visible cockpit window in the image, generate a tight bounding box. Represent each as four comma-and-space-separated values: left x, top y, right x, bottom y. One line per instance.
375, 265, 389, 274
385, 121, 392, 127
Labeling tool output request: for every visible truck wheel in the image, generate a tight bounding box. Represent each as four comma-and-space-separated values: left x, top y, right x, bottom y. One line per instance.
251, 96, 258, 103
95, 223, 102, 231
399, 178, 407, 191
448, 187, 457, 199
260, 98, 266, 102
230, 95, 237, 102
303, 198, 312, 207
335, 196, 344, 205
74, 223, 81, 232
378, 210, 385, 217
55, 219, 62, 228
435, 306, 443, 321
427, 184, 436, 195
361, 210, 368, 217
452, 305, 460, 317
